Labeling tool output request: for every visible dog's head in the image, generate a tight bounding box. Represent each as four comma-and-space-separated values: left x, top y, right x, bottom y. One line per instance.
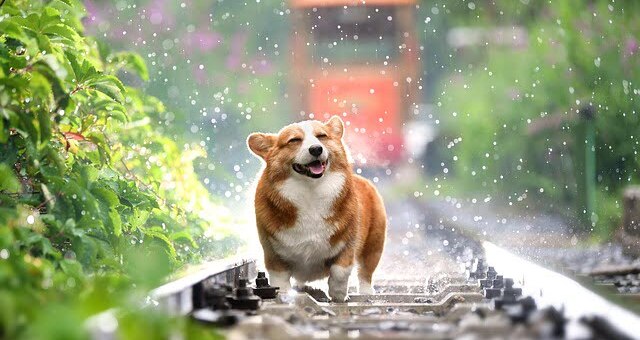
247, 116, 349, 180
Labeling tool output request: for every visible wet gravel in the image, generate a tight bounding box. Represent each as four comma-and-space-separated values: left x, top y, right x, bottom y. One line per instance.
377, 198, 485, 284
533, 243, 640, 274
601, 274, 640, 294
414, 195, 640, 295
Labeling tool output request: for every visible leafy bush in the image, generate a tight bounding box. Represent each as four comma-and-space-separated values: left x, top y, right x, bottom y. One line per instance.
0, 0, 239, 337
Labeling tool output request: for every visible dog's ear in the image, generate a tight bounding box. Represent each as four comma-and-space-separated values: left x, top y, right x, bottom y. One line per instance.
325, 116, 344, 138
247, 133, 276, 160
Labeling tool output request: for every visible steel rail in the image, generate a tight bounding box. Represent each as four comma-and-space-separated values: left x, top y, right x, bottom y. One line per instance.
484, 241, 640, 338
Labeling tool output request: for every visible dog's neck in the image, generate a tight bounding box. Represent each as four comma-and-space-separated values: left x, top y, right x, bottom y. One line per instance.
261, 167, 353, 214
278, 171, 346, 208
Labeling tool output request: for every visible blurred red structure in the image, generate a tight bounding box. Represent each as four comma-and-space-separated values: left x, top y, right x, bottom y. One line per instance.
290, 0, 419, 167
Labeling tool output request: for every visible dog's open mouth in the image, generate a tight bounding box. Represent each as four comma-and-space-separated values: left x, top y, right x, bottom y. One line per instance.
292, 160, 327, 178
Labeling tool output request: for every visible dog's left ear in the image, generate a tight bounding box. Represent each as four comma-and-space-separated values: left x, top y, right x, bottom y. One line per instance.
247, 133, 276, 160
325, 116, 344, 138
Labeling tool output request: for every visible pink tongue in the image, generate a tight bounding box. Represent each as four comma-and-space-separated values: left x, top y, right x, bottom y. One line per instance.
309, 162, 324, 175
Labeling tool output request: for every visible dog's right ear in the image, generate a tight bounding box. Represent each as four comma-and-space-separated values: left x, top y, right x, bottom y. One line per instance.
247, 133, 276, 160
325, 115, 344, 138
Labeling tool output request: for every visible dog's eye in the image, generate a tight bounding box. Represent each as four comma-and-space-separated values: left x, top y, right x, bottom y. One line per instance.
316, 134, 328, 139
287, 137, 302, 144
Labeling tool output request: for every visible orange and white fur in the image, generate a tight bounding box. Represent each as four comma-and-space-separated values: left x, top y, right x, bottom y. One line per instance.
247, 116, 387, 302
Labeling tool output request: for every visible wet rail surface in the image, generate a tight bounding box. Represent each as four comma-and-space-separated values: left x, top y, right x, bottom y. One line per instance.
89, 196, 640, 339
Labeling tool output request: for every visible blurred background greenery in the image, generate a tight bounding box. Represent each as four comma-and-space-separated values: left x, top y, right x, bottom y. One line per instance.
431, 1, 640, 240
1, 0, 639, 338
85, 0, 639, 236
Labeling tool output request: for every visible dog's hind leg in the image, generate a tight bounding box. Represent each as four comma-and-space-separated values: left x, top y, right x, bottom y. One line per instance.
357, 219, 386, 294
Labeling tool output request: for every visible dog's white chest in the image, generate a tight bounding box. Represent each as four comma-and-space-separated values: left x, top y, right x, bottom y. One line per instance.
271, 172, 346, 279
272, 216, 337, 264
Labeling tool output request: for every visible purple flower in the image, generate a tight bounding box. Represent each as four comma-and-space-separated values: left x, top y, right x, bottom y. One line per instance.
226, 31, 248, 70
193, 65, 209, 85
82, 0, 106, 31
250, 58, 273, 75
625, 37, 638, 57
84, 0, 99, 21
145, 0, 174, 27
183, 29, 222, 55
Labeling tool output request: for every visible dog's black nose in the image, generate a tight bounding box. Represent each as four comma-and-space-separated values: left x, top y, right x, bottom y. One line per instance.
309, 144, 323, 157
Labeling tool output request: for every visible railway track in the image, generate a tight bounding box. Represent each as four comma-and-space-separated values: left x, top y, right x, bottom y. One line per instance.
88, 198, 640, 339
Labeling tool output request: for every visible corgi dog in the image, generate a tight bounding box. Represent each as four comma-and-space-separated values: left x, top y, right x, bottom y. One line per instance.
247, 116, 387, 302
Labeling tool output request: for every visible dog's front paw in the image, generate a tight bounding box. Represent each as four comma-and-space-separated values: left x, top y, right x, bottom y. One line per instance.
328, 287, 349, 303
268, 270, 291, 292
358, 283, 375, 295
328, 265, 352, 303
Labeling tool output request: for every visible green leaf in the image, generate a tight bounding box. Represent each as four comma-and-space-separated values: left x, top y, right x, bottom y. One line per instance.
142, 228, 177, 259
85, 131, 107, 149
170, 230, 198, 249
0, 207, 18, 224
48, 0, 86, 31
108, 208, 122, 237
65, 52, 99, 83
107, 108, 127, 122
42, 24, 81, 44
72, 233, 96, 267
94, 39, 111, 62
33, 56, 70, 109
0, 163, 20, 192
18, 111, 41, 148
91, 187, 119, 207
35, 33, 53, 54
37, 110, 52, 147
87, 98, 128, 122
0, 117, 7, 144
24, 233, 60, 259
91, 81, 124, 104
129, 209, 150, 231
0, 21, 28, 42
39, 8, 63, 31
12, 13, 39, 32
59, 259, 83, 279
78, 165, 99, 188
108, 52, 149, 81
65, 51, 83, 80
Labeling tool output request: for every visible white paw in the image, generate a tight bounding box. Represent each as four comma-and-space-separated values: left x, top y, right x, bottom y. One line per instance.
359, 283, 375, 295
293, 279, 308, 290
268, 271, 291, 292
329, 287, 348, 302
328, 265, 352, 303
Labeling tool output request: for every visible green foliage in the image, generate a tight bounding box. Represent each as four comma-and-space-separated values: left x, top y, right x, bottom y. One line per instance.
83, 0, 294, 183
0, 0, 240, 338
435, 1, 640, 236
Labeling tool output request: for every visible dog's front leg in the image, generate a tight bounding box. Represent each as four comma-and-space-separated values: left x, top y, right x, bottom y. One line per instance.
262, 239, 292, 292
328, 248, 354, 302
268, 270, 291, 291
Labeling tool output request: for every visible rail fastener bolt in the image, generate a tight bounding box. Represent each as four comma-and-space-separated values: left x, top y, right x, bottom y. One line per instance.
493, 275, 505, 289
227, 278, 261, 311
494, 278, 523, 309
253, 271, 280, 299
